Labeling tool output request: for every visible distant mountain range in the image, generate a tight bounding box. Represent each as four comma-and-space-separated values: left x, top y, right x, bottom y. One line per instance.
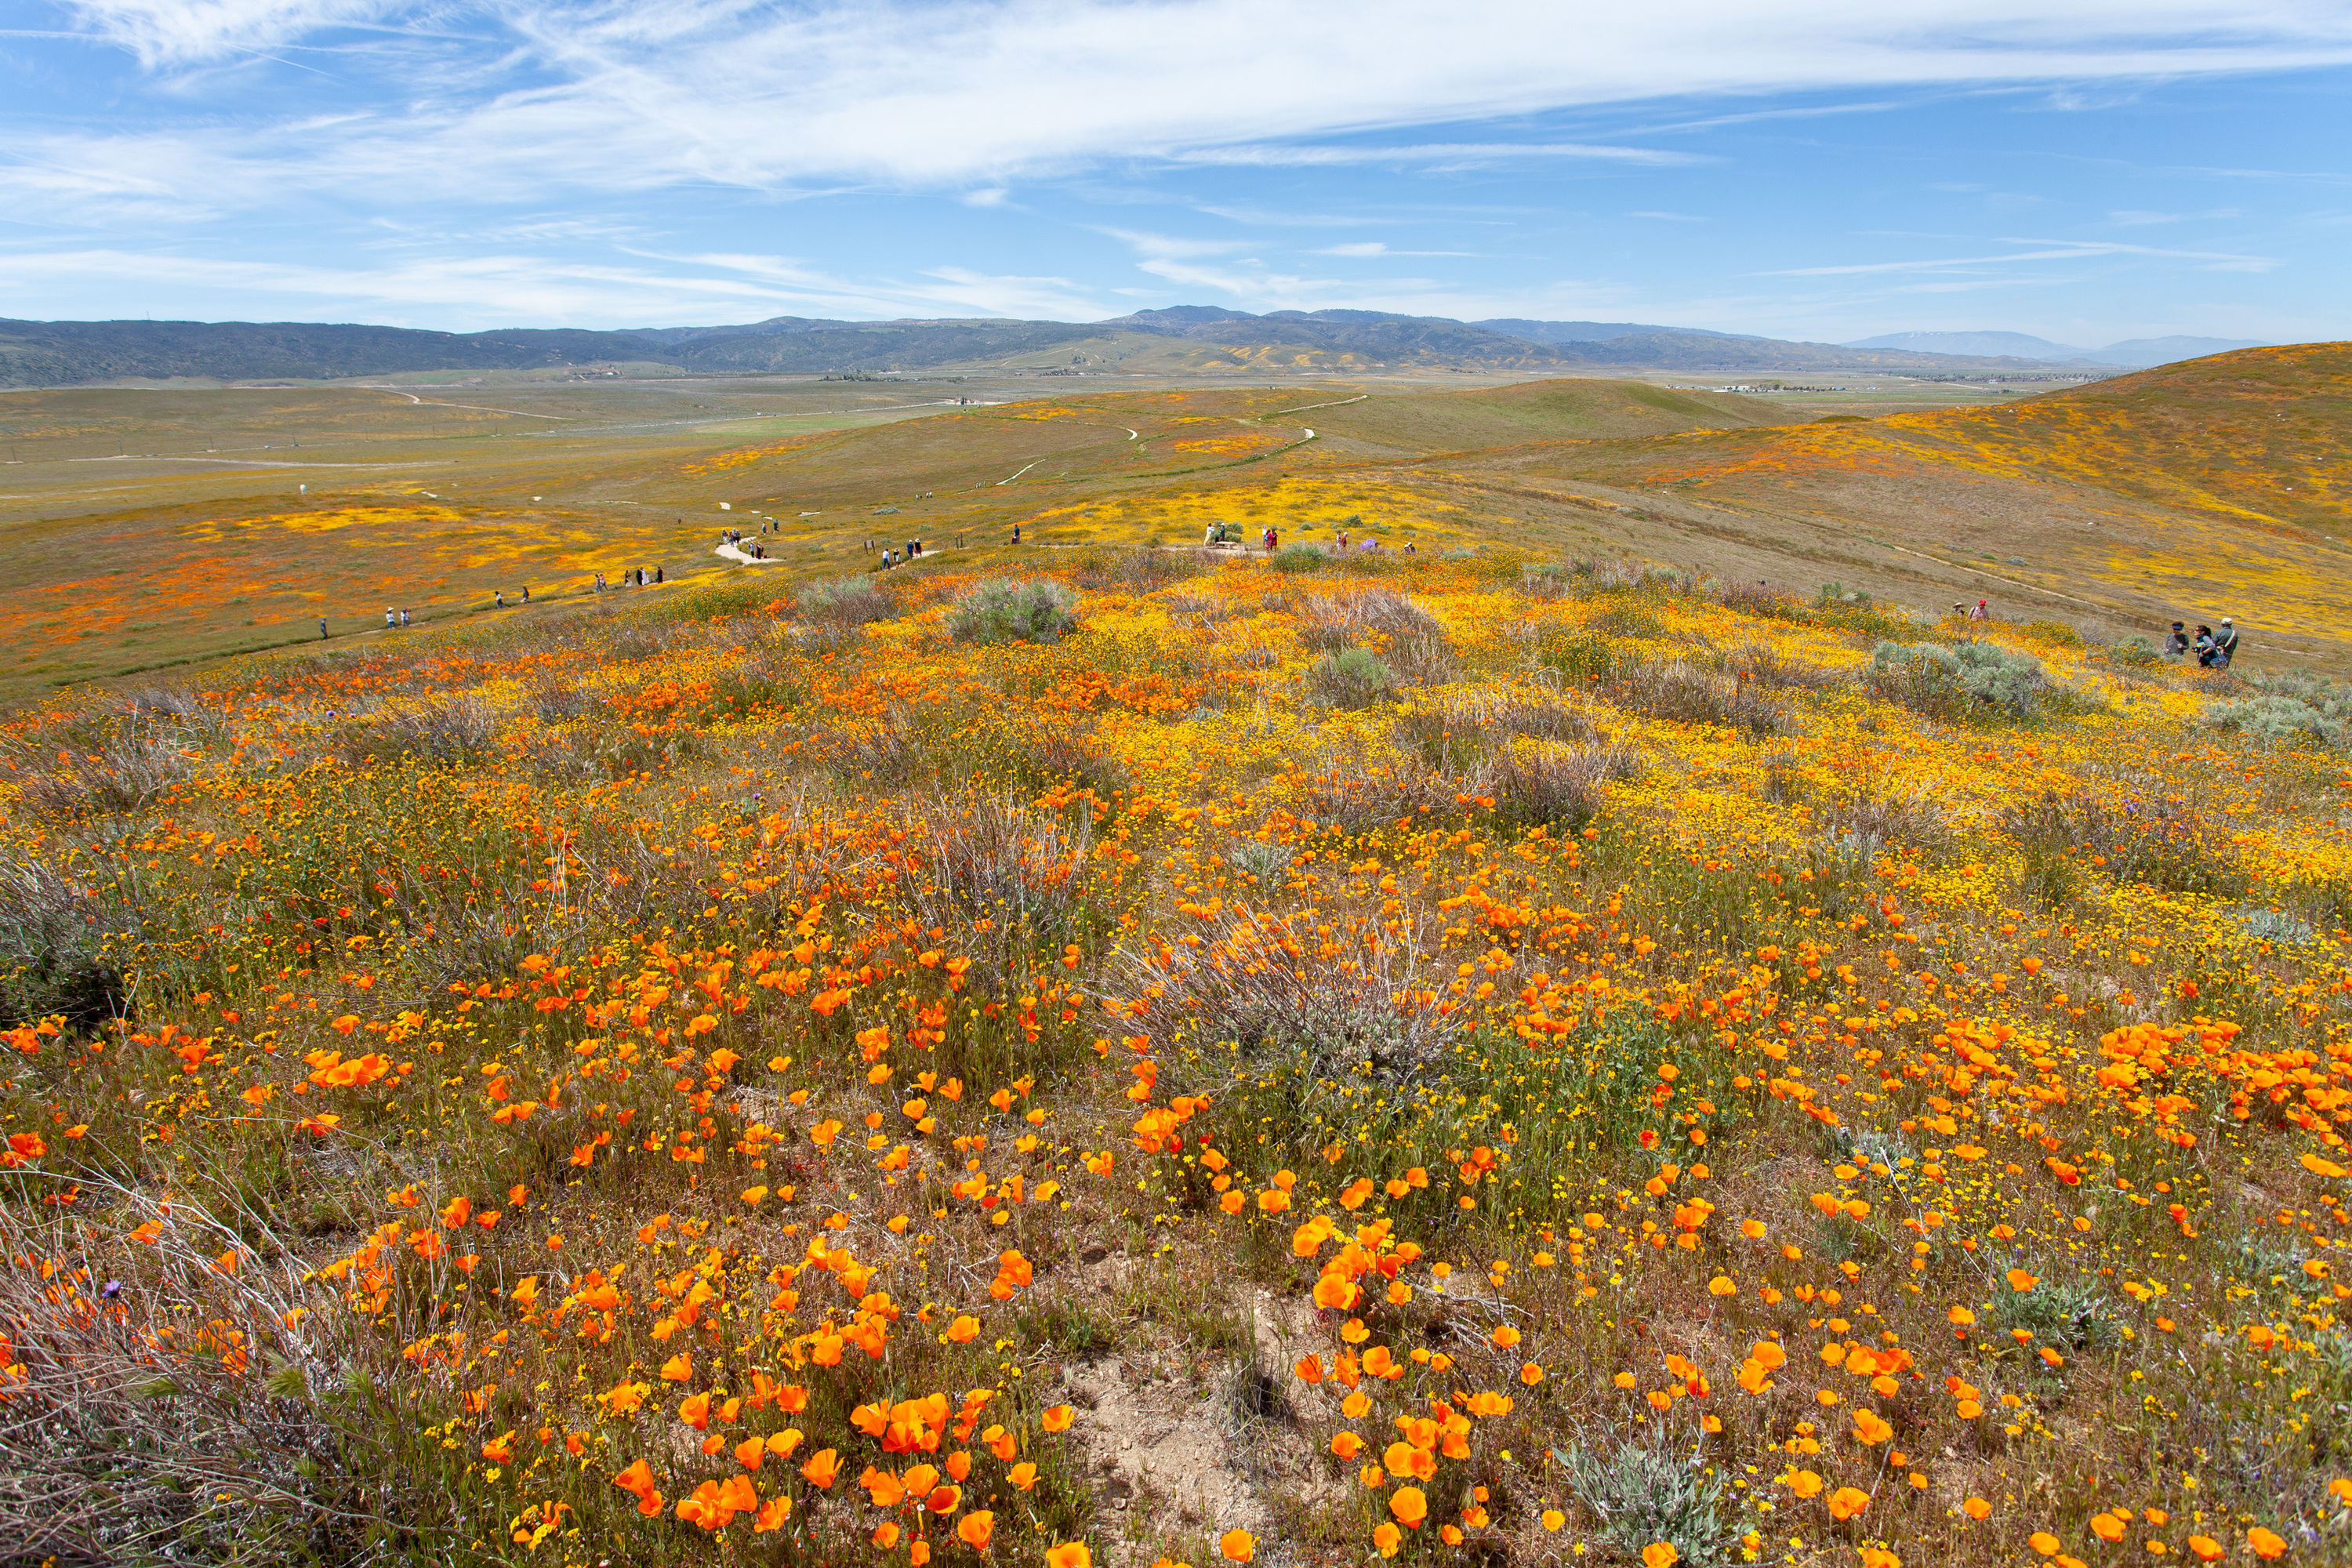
1846, 330, 2266, 367
0, 308, 2278, 388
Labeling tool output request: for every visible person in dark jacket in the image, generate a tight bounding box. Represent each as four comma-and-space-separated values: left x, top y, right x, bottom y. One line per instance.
2216, 619, 2239, 666
2193, 624, 2218, 666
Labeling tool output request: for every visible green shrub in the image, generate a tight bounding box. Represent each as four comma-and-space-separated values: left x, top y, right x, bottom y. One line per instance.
1270, 544, 1327, 573
1306, 647, 1396, 709
1868, 638, 2052, 719
1559, 1426, 1736, 1568
794, 573, 891, 627
1987, 1270, 2118, 1352
2111, 636, 2160, 668
2208, 673, 2349, 749
947, 578, 1080, 644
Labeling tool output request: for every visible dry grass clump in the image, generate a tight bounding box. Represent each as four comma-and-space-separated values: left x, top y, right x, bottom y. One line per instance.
0, 856, 124, 1030
1299, 589, 1454, 683
1398, 689, 1598, 768
1068, 546, 1207, 591
1722, 642, 1840, 691
14, 721, 198, 818
336, 697, 502, 767
1611, 659, 1787, 735
908, 791, 1098, 1001
0, 1195, 394, 1567
1139, 902, 1465, 1086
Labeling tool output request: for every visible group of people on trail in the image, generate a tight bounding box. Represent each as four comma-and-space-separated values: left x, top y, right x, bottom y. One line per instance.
720, 528, 771, 560
383, 608, 414, 629
591, 568, 660, 592
2166, 618, 2239, 669
492, 586, 533, 609
866, 537, 926, 568
1950, 599, 1993, 621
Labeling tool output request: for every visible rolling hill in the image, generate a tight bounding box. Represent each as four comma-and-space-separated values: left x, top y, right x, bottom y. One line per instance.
0, 308, 2165, 390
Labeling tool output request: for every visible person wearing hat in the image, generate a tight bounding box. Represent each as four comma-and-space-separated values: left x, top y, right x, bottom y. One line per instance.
2216, 619, 2238, 667
2165, 622, 2189, 659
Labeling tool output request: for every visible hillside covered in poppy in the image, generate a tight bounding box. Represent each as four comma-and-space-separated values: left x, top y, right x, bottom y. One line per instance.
3, 346, 2351, 1568
2, 521, 2350, 1568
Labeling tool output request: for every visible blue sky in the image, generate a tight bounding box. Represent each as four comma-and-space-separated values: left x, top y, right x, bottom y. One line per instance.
3, 2, 2349, 345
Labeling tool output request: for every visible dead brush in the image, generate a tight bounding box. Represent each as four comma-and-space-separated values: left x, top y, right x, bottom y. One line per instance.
1722, 643, 1839, 691
337, 696, 502, 768
794, 572, 892, 630
1610, 659, 1786, 736
14, 717, 199, 818
1299, 589, 1455, 684
1813, 787, 1956, 850
1399, 689, 1599, 768
906, 792, 1098, 998
0, 1189, 417, 1566
1472, 742, 1639, 833
0, 855, 126, 1030
1131, 902, 1465, 1087
1288, 751, 1464, 834
1068, 546, 1207, 591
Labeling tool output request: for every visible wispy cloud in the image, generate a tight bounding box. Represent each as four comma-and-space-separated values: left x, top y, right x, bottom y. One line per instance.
17, 0, 2352, 216
1311, 241, 1478, 256
1762, 238, 2277, 275
1174, 142, 1697, 168
0, 245, 1109, 328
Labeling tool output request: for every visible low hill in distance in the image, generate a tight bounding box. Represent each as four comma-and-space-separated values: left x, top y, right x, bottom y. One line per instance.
1849, 329, 2267, 366
0, 306, 2223, 390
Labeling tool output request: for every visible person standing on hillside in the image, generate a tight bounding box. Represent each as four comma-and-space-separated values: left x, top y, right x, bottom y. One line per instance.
319, 619, 329, 640
2216, 619, 2239, 667
1969, 599, 1989, 621
495, 590, 506, 609
2165, 622, 2189, 659
2193, 624, 2218, 667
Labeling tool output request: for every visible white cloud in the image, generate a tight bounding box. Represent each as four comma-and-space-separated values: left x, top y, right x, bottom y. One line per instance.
1311, 240, 1477, 256
0, 245, 1111, 328
22, 0, 2352, 216
64, 0, 400, 67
